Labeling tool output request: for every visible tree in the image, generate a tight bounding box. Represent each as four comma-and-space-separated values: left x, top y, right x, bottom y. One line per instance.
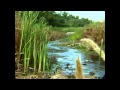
79, 18, 92, 27
33, 11, 93, 27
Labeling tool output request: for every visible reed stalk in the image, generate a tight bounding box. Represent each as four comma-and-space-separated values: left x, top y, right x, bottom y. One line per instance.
17, 11, 51, 74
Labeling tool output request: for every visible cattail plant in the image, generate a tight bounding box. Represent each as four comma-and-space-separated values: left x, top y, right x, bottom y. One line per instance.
75, 56, 83, 79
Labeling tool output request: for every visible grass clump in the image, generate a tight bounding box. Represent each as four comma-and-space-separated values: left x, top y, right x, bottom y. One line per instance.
67, 27, 85, 42
79, 38, 105, 61
15, 11, 51, 74
83, 22, 105, 50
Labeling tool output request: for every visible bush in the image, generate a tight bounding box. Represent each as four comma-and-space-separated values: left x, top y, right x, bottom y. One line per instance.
83, 22, 105, 50
47, 30, 65, 41
67, 27, 85, 42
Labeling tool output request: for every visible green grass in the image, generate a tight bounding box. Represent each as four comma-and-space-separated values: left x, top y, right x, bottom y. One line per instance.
66, 27, 85, 42
50, 26, 80, 33
49, 26, 85, 42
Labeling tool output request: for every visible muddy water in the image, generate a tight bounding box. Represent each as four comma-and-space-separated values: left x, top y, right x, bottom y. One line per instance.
47, 40, 105, 78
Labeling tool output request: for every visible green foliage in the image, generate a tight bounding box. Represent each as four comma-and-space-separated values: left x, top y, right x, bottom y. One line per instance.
79, 18, 92, 27
33, 11, 93, 27
16, 11, 93, 27
63, 27, 80, 32
67, 27, 85, 41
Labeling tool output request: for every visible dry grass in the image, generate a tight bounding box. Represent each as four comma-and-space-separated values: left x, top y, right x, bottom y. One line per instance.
15, 14, 21, 53
80, 38, 105, 61
75, 56, 83, 79
83, 22, 105, 50
15, 14, 21, 29
15, 30, 21, 53
47, 30, 65, 41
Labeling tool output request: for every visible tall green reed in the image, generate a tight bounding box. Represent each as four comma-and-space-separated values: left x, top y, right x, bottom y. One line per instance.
19, 11, 50, 74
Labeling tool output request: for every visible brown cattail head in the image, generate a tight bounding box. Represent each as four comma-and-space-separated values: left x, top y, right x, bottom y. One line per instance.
75, 56, 83, 79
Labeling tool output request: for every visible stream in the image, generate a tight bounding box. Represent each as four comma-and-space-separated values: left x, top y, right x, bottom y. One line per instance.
47, 40, 105, 78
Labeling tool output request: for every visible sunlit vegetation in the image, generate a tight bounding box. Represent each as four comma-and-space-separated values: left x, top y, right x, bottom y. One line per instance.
15, 11, 105, 79
15, 11, 51, 75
